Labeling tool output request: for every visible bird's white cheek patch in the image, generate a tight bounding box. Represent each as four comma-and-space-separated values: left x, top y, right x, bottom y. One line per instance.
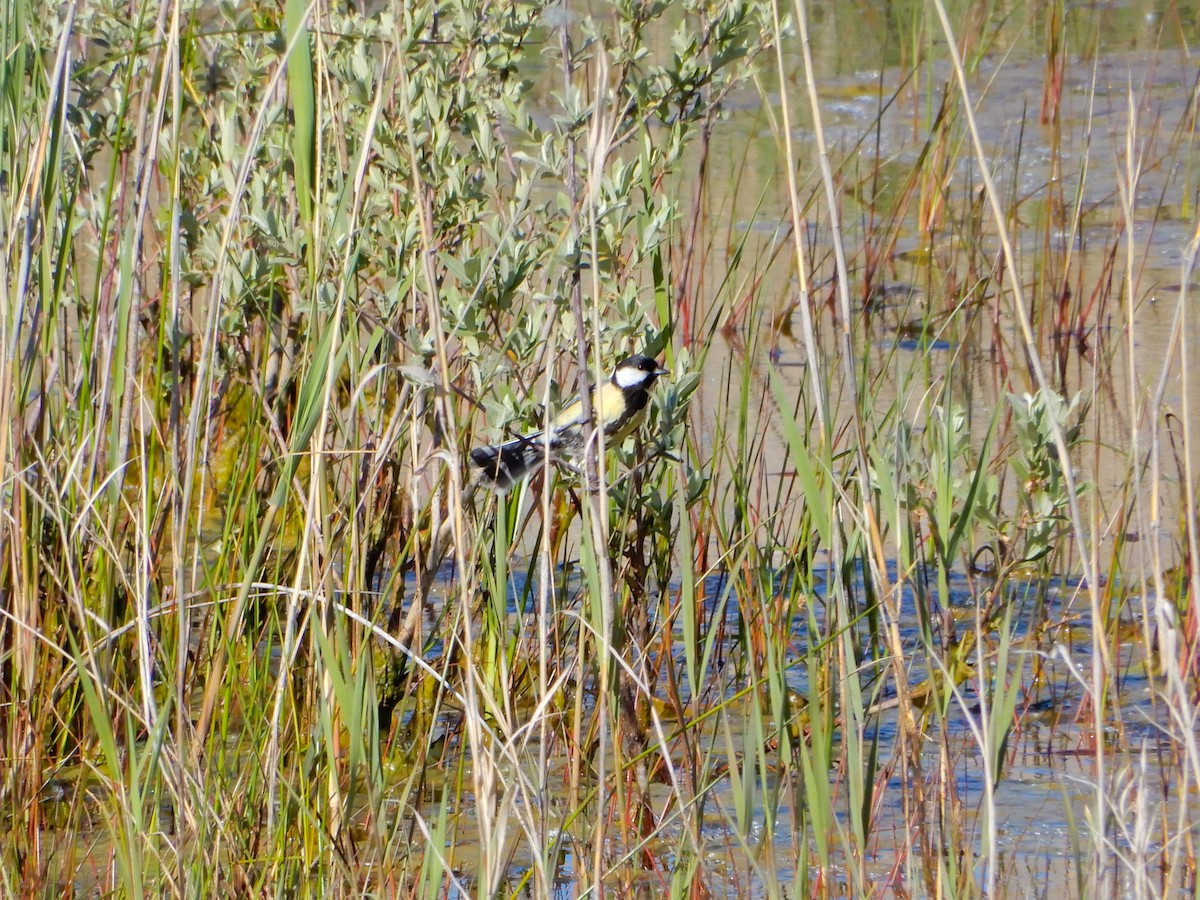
614, 367, 648, 389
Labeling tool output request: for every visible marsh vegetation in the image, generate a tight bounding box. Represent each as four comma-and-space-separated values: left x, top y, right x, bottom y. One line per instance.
3, 0, 1200, 896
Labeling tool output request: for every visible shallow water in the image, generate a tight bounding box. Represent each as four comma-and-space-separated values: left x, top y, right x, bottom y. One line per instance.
371, 553, 1192, 897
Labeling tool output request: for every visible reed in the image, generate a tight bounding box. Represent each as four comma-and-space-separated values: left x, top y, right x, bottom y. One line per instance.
2, 0, 1197, 896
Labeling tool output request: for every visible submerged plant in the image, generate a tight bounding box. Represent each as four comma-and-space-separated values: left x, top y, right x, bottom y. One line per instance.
1001, 388, 1089, 566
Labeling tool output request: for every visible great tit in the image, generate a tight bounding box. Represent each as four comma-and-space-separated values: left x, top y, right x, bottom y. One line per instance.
470, 354, 669, 491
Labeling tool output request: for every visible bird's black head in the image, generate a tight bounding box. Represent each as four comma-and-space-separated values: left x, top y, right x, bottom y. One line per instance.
612, 355, 670, 390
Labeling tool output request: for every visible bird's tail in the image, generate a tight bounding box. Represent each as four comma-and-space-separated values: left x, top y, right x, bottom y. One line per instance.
470, 433, 548, 491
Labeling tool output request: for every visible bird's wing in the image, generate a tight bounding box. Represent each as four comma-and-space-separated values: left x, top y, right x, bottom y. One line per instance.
550, 393, 590, 431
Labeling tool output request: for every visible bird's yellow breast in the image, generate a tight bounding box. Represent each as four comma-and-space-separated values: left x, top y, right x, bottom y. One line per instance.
549, 380, 642, 443
593, 380, 636, 431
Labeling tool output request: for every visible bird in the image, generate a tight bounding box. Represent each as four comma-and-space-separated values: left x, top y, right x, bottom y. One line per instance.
470, 354, 669, 491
